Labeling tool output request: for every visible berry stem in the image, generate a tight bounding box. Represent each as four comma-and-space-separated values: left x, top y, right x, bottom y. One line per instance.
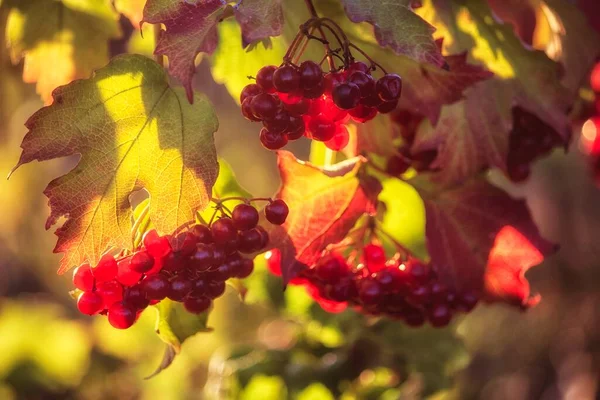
302, 0, 336, 70
373, 224, 414, 258
347, 43, 388, 74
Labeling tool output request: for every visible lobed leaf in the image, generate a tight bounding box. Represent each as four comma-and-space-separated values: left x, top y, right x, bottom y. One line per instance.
5, 0, 121, 103
415, 177, 556, 309
10, 54, 219, 273
234, 0, 284, 48
266, 151, 381, 285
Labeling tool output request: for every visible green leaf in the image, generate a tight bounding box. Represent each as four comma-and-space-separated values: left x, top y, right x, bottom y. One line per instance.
10, 54, 219, 273
5, 0, 121, 103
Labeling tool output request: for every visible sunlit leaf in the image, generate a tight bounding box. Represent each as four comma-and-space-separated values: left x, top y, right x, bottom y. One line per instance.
10, 54, 219, 273
234, 0, 284, 47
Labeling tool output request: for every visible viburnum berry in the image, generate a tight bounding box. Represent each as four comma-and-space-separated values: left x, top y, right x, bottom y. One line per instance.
124, 285, 150, 310
273, 64, 301, 93
240, 83, 263, 103
332, 82, 361, 110
251, 93, 280, 120
73, 263, 95, 291
299, 60, 323, 89
241, 98, 260, 121
116, 258, 142, 286
265, 199, 289, 225
238, 228, 263, 254
93, 254, 118, 282
376, 74, 402, 101
143, 230, 172, 259
183, 296, 212, 314
207, 280, 226, 298
256, 65, 277, 92
141, 274, 169, 300
191, 224, 212, 243
168, 276, 193, 301
232, 203, 260, 231
308, 117, 337, 141
130, 250, 154, 273
211, 217, 238, 245
325, 124, 350, 151
77, 291, 103, 315
107, 301, 137, 329
235, 258, 254, 278
96, 280, 124, 309
260, 128, 288, 150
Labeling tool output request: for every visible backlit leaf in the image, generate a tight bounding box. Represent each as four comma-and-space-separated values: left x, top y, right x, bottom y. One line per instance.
234, 0, 284, 47
10, 54, 219, 273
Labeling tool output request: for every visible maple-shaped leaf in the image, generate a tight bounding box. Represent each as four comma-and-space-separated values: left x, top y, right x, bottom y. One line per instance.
142, 0, 227, 102
114, 0, 146, 28
266, 151, 381, 285
5, 0, 121, 103
416, 177, 556, 309
10, 54, 219, 273
340, 0, 444, 66
234, 0, 284, 48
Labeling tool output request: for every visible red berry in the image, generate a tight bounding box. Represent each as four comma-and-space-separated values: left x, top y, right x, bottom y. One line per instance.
427, 303, 452, 327
124, 285, 150, 309
141, 274, 169, 300
374, 266, 404, 292
273, 64, 300, 93
235, 258, 254, 278
303, 80, 325, 99
263, 111, 292, 134
376, 74, 402, 101
183, 296, 212, 314
107, 301, 137, 329
77, 291, 103, 315
212, 246, 227, 265
242, 98, 261, 121
456, 290, 479, 312
130, 250, 155, 273
377, 100, 398, 114
347, 61, 370, 74
116, 259, 143, 286
286, 115, 305, 140
211, 217, 238, 245
405, 259, 431, 285
168, 276, 193, 301
349, 104, 377, 123
362, 91, 383, 108
255, 225, 270, 249
406, 285, 431, 306
93, 254, 118, 282
332, 83, 361, 110
323, 72, 346, 94
325, 124, 350, 151
348, 71, 375, 98
363, 244, 386, 272
299, 60, 323, 89
358, 279, 384, 306
191, 244, 215, 271
309, 97, 347, 121
238, 228, 263, 253
256, 65, 277, 92
315, 255, 347, 283
240, 83, 263, 103
207, 280, 226, 298
430, 282, 449, 303
73, 263, 95, 291
282, 95, 310, 116
143, 230, 172, 259
251, 93, 280, 120
327, 279, 356, 302
232, 203, 259, 231
308, 117, 336, 141
403, 307, 425, 327
591, 62, 600, 92
96, 280, 124, 308
172, 231, 197, 257
265, 199, 289, 225
191, 224, 212, 243
260, 128, 288, 150
191, 278, 209, 297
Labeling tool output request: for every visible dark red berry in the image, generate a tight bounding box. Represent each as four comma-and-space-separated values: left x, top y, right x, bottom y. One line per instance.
377, 100, 398, 114
232, 204, 259, 231
93, 254, 118, 282
406, 285, 431, 306
162, 252, 184, 272
282, 96, 310, 116
184, 296, 212, 314
96, 280, 124, 308
124, 285, 150, 309
260, 128, 288, 150
141, 274, 169, 300
362, 91, 383, 108
349, 104, 377, 123
212, 246, 227, 265
172, 231, 197, 257
143, 230, 172, 259
286, 115, 305, 140
327, 279, 355, 302
242, 98, 261, 121
238, 228, 263, 253
265, 199, 289, 225
375, 266, 404, 292
191, 278, 209, 297
235, 258, 254, 278
403, 307, 426, 327
191, 224, 212, 243
348, 71, 375, 98
456, 290, 479, 312
273, 64, 300, 93
251, 93, 280, 120
191, 244, 214, 271
308, 117, 336, 141
263, 111, 291, 134
207, 280, 226, 298
303, 80, 325, 99
73, 263, 95, 291
332, 83, 361, 110
168, 276, 193, 301
256, 65, 277, 92
255, 225, 270, 249
323, 72, 346, 94
430, 282, 449, 303
359, 279, 384, 306
427, 303, 452, 327
299, 60, 323, 89
130, 250, 155, 273
77, 291, 103, 315
315, 255, 347, 283
376, 74, 402, 101
405, 259, 431, 285
107, 301, 137, 329
211, 217, 238, 245
116, 259, 142, 286
347, 61, 370, 74
325, 124, 350, 151
240, 83, 263, 103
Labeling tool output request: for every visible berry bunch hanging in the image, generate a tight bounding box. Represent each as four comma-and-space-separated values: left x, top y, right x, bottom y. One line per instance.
240, 17, 402, 151
267, 227, 478, 328
71, 198, 288, 329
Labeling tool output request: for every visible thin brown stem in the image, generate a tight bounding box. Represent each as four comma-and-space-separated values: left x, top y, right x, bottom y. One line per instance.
303, 0, 335, 70
348, 43, 388, 74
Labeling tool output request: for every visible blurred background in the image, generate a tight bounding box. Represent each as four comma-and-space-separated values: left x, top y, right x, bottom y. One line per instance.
2, 5, 600, 400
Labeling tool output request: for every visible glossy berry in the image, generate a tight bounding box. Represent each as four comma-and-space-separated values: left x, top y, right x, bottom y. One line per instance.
359, 279, 384, 305
315, 255, 347, 283
332, 82, 361, 110
347, 61, 370, 74
405, 259, 430, 284
141, 274, 169, 300
168, 276, 193, 301
256, 65, 277, 92
143, 230, 172, 259
211, 217, 238, 245
363, 244, 386, 271
286, 115, 305, 140
299, 60, 323, 89
240, 83, 263, 103
251, 93, 280, 120
376, 74, 402, 101
96, 280, 124, 308
238, 228, 263, 253
73, 263, 95, 291
130, 250, 155, 273
191, 224, 212, 243
265, 199, 289, 225
107, 301, 137, 329
235, 258, 254, 278
242, 98, 261, 121
323, 72, 346, 94
303, 80, 325, 99
124, 285, 149, 309
116, 259, 142, 286
273, 64, 300, 93
184, 296, 212, 314
263, 111, 291, 134
173, 231, 197, 257
93, 254, 118, 282
349, 105, 377, 123
348, 71, 375, 98
260, 128, 288, 150
325, 124, 350, 151
377, 100, 398, 114
232, 204, 260, 231
428, 303, 452, 327
308, 117, 336, 141
282, 96, 310, 116
191, 244, 214, 271
256, 225, 270, 248
77, 291, 103, 315
207, 281, 226, 298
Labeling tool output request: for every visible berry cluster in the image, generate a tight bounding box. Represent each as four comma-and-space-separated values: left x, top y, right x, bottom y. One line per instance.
506, 107, 565, 182
267, 243, 478, 327
241, 60, 402, 151
385, 109, 438, 175
72, 199, 289, 329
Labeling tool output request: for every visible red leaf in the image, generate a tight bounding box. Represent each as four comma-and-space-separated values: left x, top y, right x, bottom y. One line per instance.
418, 177, 556, 309
142, 0, 227, 102
267, 151, 381, 285
234, 0, 284, 48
